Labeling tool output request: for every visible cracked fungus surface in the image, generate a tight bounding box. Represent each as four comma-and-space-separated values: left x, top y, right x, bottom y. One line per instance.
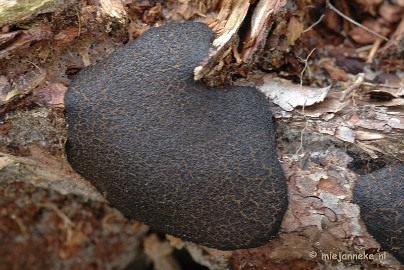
65, 22, 288, 250
353, 163, 403, 263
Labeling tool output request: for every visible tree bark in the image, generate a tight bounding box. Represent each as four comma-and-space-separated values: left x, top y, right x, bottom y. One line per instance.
0, 0, 402, 269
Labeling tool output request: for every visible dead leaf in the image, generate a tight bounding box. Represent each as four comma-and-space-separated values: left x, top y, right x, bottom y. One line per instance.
321, 60, 350, 82
287, 16, 304, 45
258, 76, 331, 111
348, 19, 390, 45
379, 2, 403, 23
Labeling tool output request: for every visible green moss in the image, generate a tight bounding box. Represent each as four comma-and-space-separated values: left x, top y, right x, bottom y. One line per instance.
0, 0, 56, 25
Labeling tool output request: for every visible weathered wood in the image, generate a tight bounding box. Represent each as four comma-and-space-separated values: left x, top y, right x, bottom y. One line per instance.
0, 0, 402, 269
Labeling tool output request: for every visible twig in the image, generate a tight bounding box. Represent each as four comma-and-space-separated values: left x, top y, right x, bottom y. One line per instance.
302, 15, 325, 33
297, 48, 316, 88
76, 7, 81, 37
355, 45, 374, 53
362, 82, 400, 89
11, 214, 28, 238
26, 60, 41, 72
339, 73, 364, 101
366, 38, 383, 64
326, 0, 390, 43
39, 202, 74, 228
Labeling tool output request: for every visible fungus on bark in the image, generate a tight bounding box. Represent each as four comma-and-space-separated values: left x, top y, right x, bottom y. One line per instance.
64, 22, 288, 250
353, 163, 403, 263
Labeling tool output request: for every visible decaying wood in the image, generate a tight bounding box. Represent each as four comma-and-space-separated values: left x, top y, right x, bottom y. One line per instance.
0, 0, 403, 269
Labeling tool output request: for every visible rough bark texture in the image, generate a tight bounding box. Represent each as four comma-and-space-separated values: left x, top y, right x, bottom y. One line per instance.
0, 0, 402, 269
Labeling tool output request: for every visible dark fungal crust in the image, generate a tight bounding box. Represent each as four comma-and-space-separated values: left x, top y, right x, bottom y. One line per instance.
64, 22, 288, 250
353, 163, 403, 263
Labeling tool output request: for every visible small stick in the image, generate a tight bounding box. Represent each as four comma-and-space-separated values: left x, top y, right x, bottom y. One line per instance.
26, 60, 41, 71
366, 38, 383, 64
326, 0, 390, 43
302, 15, 325, 33
297, 48, 316, 88
339, 73, 364, 101
76, 7, 81, 37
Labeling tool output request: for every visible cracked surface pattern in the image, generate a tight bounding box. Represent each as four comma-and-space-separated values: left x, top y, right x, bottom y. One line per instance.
65, 22, 288, 250
353, 163, 403, 263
